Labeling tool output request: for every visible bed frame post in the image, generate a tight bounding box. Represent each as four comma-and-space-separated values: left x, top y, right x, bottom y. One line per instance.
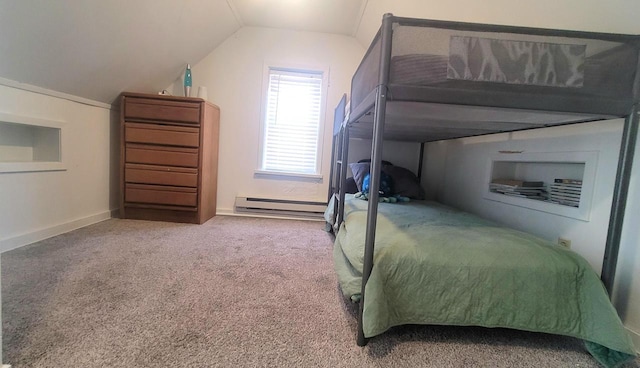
357, 13, 394, 347
417, 142, 425, 180
328, 132, 338, 203
330, 94, 348, 228
601, 105, 639, 295
336, 124, 350, 229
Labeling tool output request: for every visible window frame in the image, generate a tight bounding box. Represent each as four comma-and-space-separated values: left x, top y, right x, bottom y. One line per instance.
255, 62, 329, 182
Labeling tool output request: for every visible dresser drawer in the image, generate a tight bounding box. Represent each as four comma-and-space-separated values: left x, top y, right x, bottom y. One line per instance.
125, 97, 200, 124
125, 144, 199, 168
125, 122, 200, 147
125, 183, 197, 207
125, 163, 198, 187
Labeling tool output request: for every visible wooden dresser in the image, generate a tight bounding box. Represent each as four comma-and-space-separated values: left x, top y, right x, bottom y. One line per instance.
120, 92, 220, 224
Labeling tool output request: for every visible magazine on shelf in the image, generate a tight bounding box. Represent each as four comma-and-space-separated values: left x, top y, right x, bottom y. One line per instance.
554, 178, 583, 185
550, 192, 581, 201
550, 187, 582, 195
548, 198, 580, 207
491, 179, 544, 187
551, 183, 582, 190
490, 178, 547, 200
490, 185, 547, 192
550, 183, 582, 189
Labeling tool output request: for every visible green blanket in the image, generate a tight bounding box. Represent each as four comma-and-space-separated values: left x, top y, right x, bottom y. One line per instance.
332, 195, 636, 367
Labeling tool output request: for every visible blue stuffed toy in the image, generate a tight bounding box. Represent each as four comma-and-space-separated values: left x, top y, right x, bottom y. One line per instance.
355, 172, 410, 203
362, 171, 393, 196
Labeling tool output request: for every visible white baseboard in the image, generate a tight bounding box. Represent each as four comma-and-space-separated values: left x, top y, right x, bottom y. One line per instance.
2, 364, 11, 368
216, 208, 324, 222
0, 211, 112, 253
628, 327, 640, 354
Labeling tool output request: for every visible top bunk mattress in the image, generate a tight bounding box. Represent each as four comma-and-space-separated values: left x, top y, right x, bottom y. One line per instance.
350, 18, 640, 119
389, 26, 636, 94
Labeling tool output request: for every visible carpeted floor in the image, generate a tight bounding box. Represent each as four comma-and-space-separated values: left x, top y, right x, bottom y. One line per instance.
2, 216, 638, 367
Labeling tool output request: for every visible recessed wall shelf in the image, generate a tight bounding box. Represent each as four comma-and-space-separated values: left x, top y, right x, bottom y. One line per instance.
0, 112, 65, 173
483, 151, 597, 221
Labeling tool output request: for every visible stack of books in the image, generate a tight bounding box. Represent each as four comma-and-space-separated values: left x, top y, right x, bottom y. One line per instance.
548, 179, 582, 207
489, 179, 547, 200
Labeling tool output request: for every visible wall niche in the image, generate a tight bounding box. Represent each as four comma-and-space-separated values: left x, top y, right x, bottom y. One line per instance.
0, 112, 65, 173
483, 151, 597, 221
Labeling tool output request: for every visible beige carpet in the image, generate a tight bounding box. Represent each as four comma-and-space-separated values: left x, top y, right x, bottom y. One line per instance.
2, 216, 638, 367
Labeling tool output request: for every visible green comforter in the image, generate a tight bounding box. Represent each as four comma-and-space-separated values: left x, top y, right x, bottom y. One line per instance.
332, 195, 636, 367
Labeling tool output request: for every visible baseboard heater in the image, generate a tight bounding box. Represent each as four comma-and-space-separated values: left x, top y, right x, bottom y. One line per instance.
234, 197, 327, 219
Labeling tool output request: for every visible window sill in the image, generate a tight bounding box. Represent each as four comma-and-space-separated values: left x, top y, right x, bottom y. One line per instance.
254, 170, 323, 183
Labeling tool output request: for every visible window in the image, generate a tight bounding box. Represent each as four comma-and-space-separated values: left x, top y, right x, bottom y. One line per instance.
259, 67, 325, 177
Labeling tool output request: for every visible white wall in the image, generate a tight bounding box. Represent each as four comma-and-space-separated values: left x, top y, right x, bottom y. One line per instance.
0, 83, 117, 251
169, 27, 365, 213
347, 139, 423, 177
424, 120, 623, 271
423, 119, 640, 349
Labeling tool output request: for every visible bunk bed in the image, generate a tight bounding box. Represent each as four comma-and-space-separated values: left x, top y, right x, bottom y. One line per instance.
327, 14, 639, 367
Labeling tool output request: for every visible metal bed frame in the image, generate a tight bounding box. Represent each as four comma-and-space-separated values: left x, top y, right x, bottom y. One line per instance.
328, 13, 640, 346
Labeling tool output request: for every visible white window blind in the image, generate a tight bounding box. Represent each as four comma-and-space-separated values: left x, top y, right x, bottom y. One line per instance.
261, 68, 323, 175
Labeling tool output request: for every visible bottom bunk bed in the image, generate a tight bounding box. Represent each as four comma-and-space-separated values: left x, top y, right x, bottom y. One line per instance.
326, 194, 637, 367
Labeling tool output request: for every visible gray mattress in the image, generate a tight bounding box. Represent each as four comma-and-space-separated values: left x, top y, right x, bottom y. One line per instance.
389, 47, 636, 98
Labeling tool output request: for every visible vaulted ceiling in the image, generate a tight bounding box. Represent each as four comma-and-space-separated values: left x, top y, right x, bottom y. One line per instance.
1, 0, 639, 105
0, 0, 240, 104
0, 0, 367, 104
229, 0, 366, 36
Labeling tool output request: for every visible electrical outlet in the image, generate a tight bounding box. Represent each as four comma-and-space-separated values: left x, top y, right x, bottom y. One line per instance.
558, 238, 571, 248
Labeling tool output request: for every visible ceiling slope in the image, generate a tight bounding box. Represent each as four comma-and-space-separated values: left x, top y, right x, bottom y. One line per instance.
6, 0, 637, 106
231, 0, 366, 36
0, 0, 368, 105
356, 0, 640, 47
0, 0, 240, 104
